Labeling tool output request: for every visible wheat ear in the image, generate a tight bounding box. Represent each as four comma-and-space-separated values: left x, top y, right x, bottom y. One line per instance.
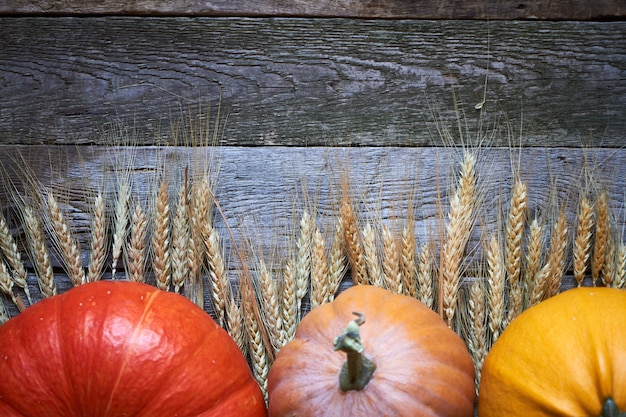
242, 279, 269, 402
382, 223, 402, 294
601, 226, 616, 287
280, 258, 298, 347
0, 260, 25, 311
0, 297, 9, 324
295, 210, 312, 318
203, 222, 228, 327
127, 202, 148, 283
592, 191, 608, 286
573, 196, 594, 286
310, 228, 329, 309
340, 199, 368, 285
87, 193, 107, 283
0, 210, 31, 303
417, 243, 434, 309
226, 287, 245, 353
486, 234, 505, 344
258, 259, 283, 352
47, 192, 85, 286
467, 279, 487, 394
152, 179, 172, 291
187, 178, 210, 308
524, 218, 543, 305
505, 180, 527, 325
327, 218, 347, 303
530, 212, 568, 304
362, 222, 383, 287
22, 205, 56, 298
616, 243, 626, 289
441, 152, 476, 327
545, 211, 568, 298
400, 220, 417, 297
171, 184, 190, 294
111, 179, 130, 280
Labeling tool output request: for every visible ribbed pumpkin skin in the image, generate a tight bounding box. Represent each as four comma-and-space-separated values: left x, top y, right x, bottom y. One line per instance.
0, 280, 267, 417
267, 285, 476, 417
479, 287, 626, 416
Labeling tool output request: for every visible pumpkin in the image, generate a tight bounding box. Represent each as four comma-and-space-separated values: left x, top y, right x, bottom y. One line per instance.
0, 280, 267, 417
478, 287, 626, 417
267, 284, 476, 417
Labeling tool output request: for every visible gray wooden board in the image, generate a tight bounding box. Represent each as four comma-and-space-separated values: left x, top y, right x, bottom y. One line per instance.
1, 145, 625, 318
1, 0, 625, 20
1, 17, 624, 147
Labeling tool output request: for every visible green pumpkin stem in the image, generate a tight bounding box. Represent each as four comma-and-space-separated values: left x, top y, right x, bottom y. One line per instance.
601, 398, 626, 417
333, 312, 376, 391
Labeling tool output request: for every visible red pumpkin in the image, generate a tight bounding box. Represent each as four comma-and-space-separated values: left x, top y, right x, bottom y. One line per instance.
0, 280, 267, 417
267, 285, 476, 417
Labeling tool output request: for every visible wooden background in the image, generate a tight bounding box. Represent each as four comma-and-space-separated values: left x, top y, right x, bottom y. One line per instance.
1, 2, 625, 314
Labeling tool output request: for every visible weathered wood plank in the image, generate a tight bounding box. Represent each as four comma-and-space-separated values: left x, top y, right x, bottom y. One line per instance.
1, 0, 624, 20
1, 18, 624, 147
1, 145, 625, 318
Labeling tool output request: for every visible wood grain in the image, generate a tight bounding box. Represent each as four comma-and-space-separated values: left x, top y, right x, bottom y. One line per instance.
1, 17, 624, 147
1, 145, 624, 317
1, 0, 624, 20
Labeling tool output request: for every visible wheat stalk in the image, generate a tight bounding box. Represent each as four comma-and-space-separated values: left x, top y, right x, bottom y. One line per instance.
87, 193, 107, 283
21, 205, 56, 298
46, 192, 85, 286
573, 196, 594, 286
441, 152, 476, 327
310, 228, 329, 309
295, 210, 312, 318
327, 218, 347, 303
382, 223, 402, 294
127, 202, 148, 283
111, 179, 130, 280
417, 243, 434, 309
340, 199, 368, 285
592, 191, 608, 286
0, 209, 31, 303
400, 220, 417, 297
152, 179, 172, 291
362, 221, 383, 287
486, 234, 505, 344
505, 180, 527, 325
524, 218, 543, 305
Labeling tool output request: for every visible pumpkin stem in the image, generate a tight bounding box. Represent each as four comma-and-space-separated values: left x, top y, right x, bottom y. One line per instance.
601, 398, 626, 417
333, 312, 376, 391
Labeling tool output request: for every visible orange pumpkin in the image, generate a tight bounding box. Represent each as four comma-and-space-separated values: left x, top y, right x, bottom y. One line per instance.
479, 287, 626, 416
267, 285, 476, 417
0, 280, 267, 417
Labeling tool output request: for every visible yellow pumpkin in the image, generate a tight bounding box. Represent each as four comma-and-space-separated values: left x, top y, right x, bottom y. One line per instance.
479, 287, 626, 416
